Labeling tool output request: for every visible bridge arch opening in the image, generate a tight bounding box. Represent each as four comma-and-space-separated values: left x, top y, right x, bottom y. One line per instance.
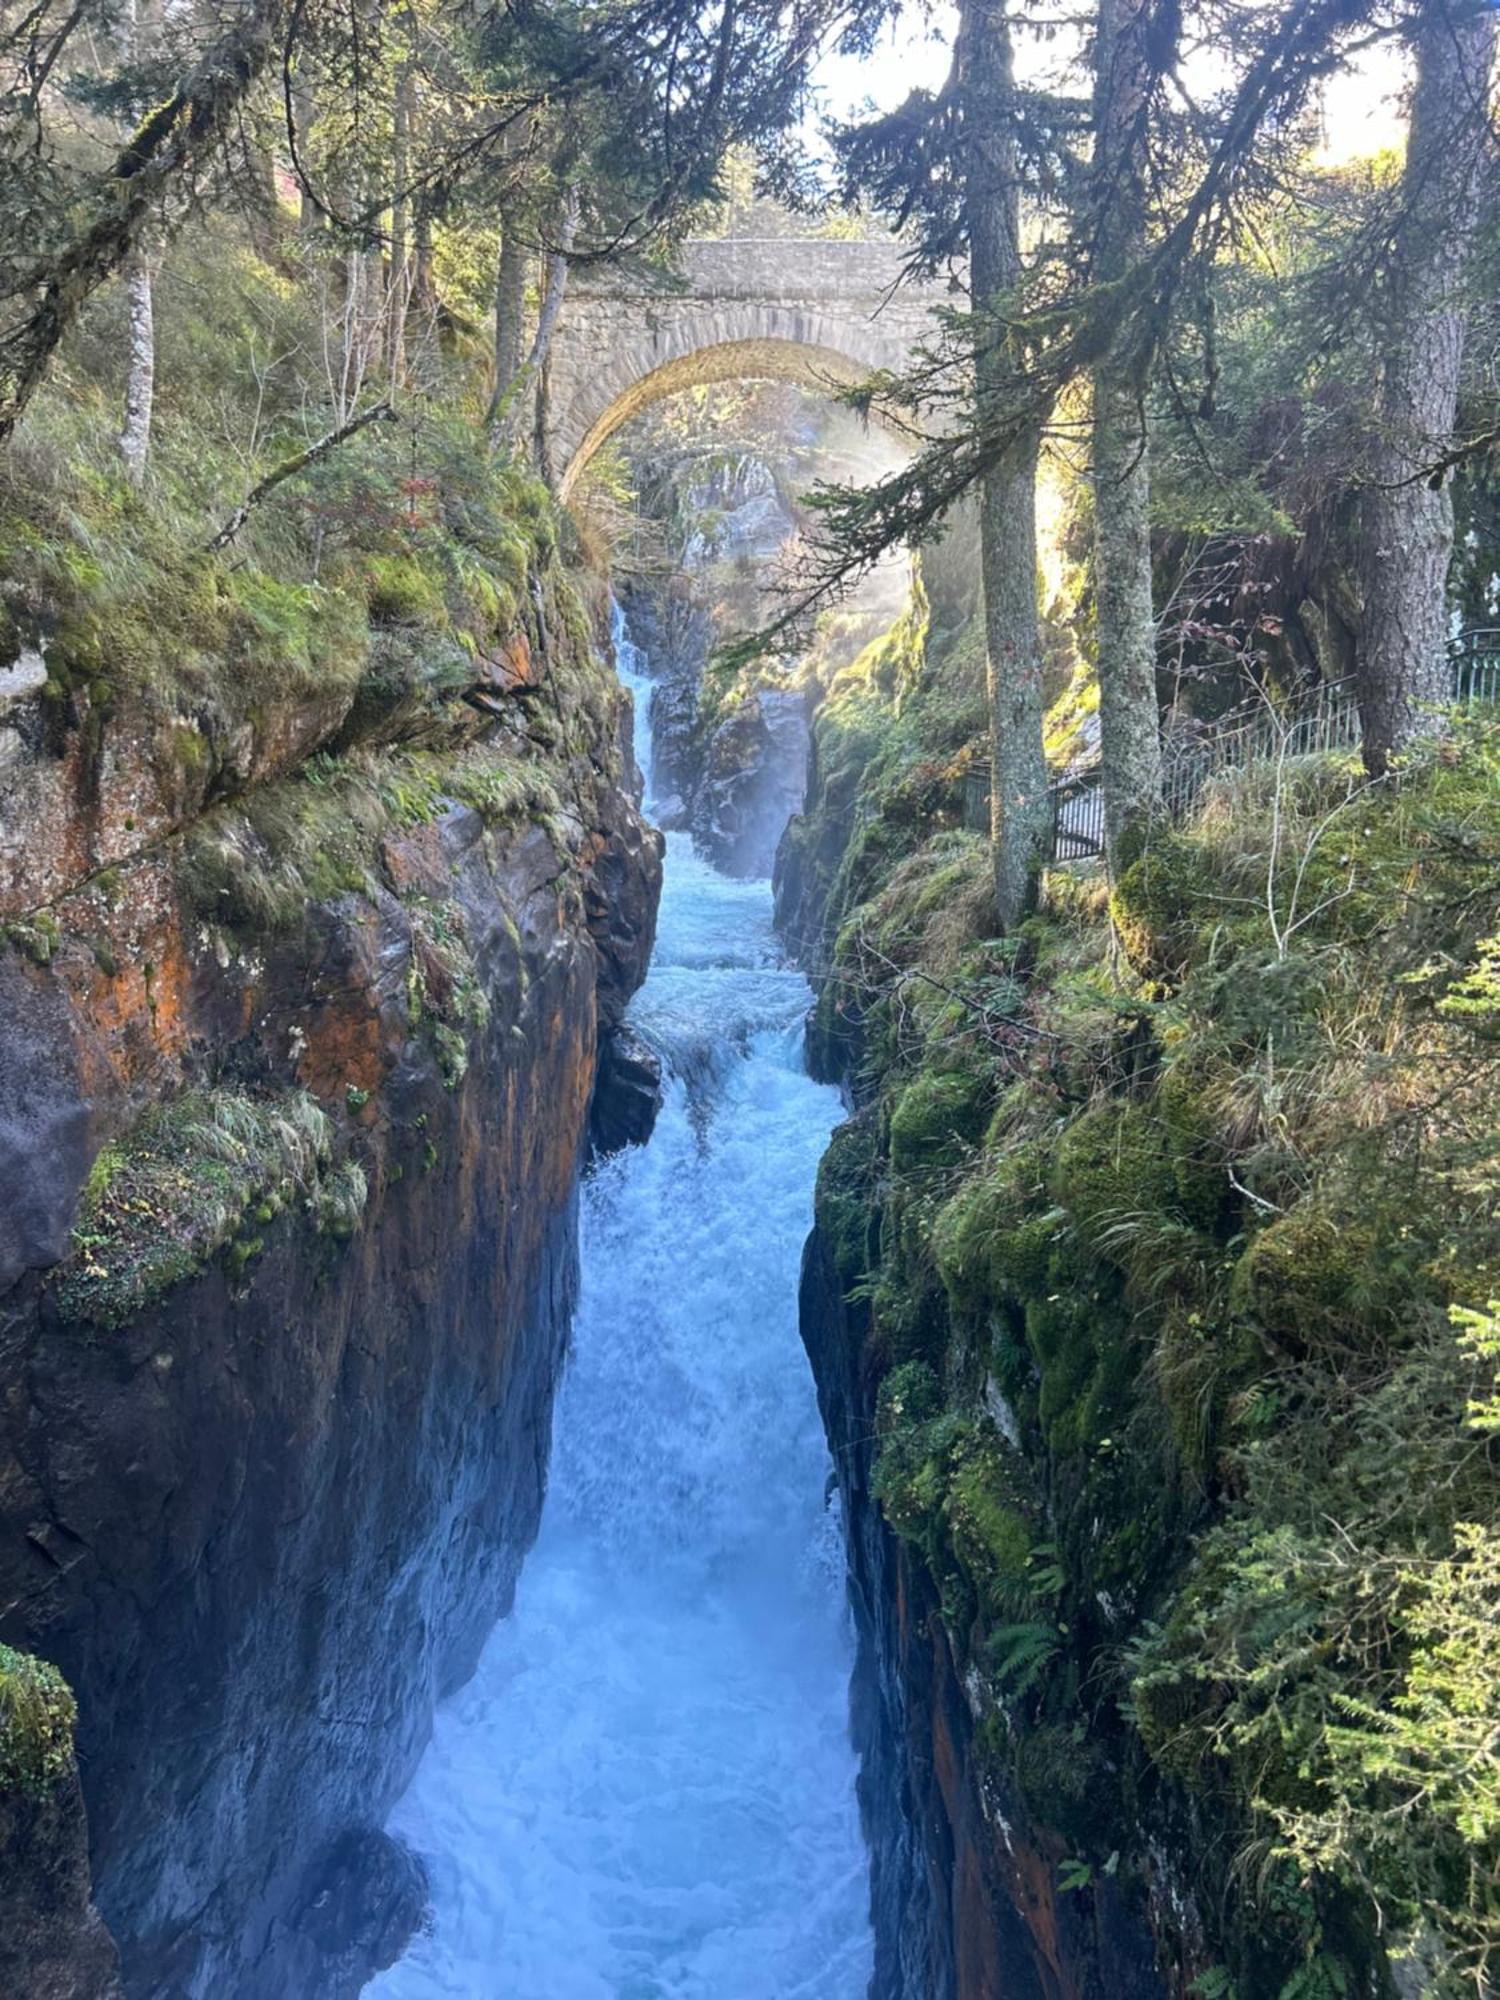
554, 336, 905, 503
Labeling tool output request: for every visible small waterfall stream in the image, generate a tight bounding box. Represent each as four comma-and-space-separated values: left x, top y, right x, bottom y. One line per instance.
366, 607, 873, 1998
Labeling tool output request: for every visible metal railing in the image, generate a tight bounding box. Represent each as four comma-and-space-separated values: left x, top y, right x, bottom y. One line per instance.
960, 631, 1500, 859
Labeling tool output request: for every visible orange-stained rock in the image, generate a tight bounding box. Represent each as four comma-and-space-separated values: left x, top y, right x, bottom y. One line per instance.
0, 677, 355, 921
379, 825, 450, 901
0, 694, 661, 2000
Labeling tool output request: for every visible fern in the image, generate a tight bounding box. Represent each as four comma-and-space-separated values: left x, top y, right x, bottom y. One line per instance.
986, 1621, 1059, 1696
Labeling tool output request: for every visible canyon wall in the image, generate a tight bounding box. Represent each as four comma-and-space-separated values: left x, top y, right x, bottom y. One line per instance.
0, 549, 660, 1997
801, 1207, 1166, 2000
776, 564, 1169, 2000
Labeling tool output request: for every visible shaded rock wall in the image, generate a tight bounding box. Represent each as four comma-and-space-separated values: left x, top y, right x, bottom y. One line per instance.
801, 1225, 1165, 2000
778, 652, 1165, 2000
0, 1764, 123, 2000
0, 581, 661, 1997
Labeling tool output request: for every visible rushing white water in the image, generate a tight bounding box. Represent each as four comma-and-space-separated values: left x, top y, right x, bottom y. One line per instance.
365, 609, 873, 2000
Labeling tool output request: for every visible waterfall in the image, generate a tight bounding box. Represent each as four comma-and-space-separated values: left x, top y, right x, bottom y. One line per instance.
366, 608, 873, 2000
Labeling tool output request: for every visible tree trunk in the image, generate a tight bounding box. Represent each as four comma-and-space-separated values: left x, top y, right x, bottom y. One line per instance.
116, 0, 158, 486
486, 217, 529, 430
1356, 0, 1496, 775
496, 185, 577, 460
119, 248, 155, 485
294, 69, 321, 232
1091, 0, 1164, 867
386, 63, 414, 391
406, 196, 441, 388
962, 0, 1047, 932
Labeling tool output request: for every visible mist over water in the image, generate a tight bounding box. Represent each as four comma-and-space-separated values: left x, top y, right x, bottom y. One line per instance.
365, 612, 873, 2000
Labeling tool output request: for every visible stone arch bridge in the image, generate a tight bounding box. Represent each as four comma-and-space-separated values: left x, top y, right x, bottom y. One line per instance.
544, 238, 947, 500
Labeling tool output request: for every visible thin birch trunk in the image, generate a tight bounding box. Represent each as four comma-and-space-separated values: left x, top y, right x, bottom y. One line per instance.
119, 246, 155, 485
117, 0, 157, 484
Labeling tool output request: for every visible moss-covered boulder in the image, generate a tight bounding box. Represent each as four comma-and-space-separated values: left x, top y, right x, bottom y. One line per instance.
0, 1647, 77, 1797
888, 1064, 992, 1178
1109, 829, 1214, 981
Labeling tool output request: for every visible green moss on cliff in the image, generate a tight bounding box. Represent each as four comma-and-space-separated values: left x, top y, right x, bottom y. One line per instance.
53, 1088, 345, 1329
179, 745, 563, 938
888, 1065, 991, 1178
0, 1647, 77, 1797
800, 599, 1500, 1995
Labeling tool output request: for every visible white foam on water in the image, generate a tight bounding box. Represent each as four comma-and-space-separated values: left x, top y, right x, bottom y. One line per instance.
365, 609, 873, 2000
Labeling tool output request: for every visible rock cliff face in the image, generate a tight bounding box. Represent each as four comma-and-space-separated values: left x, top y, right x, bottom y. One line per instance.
0, 1763, 124, 2000
801, 1225, 1165, 2000
0, 561, 660, 1997
777, 606, 1166, 2000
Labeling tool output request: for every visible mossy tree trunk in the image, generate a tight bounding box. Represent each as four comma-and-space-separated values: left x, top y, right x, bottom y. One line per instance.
963, 0, 1048, 933
488, 214, 531, 436
1090, 0, 1164, 870
1356, 0, 1496, 776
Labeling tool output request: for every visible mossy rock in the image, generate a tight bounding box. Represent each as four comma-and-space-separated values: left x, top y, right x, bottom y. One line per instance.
1048, 1100, 1178, 1240
1229, 1200, 1388, 1356
888, 1064, 992, 1180
932, 1144, 1054, 1318
364, 553, 449, 625
53, 1088, 333, 1329
4, 912, 61, 966
1109, 830, 1214, 981
0, 1646, 77, 1796
944, 1439, 1036, 1617
872, 1361, 962, 1553
1154, 1065, 1232, 1234
815, 1117, 880, 1293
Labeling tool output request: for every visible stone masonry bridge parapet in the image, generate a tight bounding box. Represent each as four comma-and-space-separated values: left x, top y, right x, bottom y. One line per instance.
546, 238, 949, 499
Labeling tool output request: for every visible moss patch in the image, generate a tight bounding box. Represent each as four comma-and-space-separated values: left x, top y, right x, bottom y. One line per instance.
54, 1089, 340, 1329
0, 1647, 77, 1796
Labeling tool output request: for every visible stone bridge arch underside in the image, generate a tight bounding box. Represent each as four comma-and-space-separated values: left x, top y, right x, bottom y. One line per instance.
546, 239, 946, 501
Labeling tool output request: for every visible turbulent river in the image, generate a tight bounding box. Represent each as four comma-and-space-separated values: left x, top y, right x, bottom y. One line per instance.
366, 611, 874, 1999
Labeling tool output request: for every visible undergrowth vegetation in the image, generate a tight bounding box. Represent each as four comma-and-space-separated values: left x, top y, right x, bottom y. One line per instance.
1, 212, 622, 945
0, 233, 555, 713
801, 598, 1500, 1998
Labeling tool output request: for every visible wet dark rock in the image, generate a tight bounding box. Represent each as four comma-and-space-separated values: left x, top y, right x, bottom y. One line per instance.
0, 960, 92, 1294
585, 781, 664, 1033
270, 1827, 429, 1999
0, 1765, 123, 2000
693, 689, 810, 881
590, 1025, 663, 1155
0, 787, 661, 1997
